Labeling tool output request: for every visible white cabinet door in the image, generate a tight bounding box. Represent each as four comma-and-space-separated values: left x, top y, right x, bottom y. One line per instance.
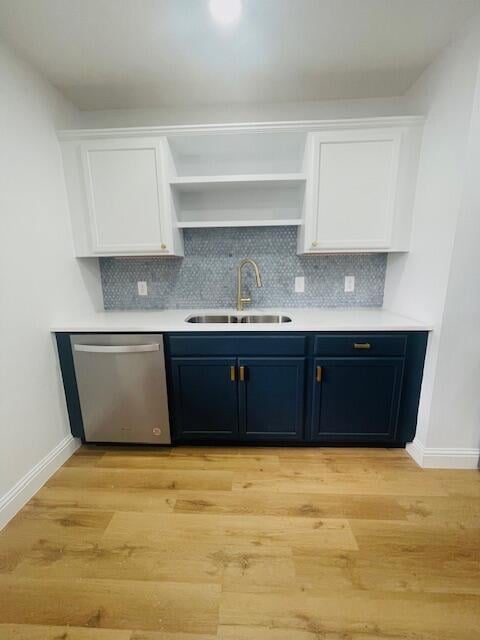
303, 129, 402, 252
80, 138, 173, 254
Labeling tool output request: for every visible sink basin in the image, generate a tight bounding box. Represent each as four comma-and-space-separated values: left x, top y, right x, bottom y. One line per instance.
186, 314, 239, 323
186, 314, 292, 324
240, 315, 292, 323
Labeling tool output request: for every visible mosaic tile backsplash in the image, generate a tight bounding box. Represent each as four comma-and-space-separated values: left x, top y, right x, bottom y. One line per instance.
100, 227, 387, 310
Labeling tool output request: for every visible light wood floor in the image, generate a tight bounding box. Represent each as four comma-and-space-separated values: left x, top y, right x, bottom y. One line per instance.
0, 446, 479, 640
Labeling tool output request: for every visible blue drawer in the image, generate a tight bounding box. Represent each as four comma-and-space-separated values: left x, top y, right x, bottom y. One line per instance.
168, 334, 307, 357
313, 334, 407, 357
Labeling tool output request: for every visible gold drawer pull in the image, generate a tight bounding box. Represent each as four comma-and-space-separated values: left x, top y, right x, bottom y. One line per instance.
230, 365, 236, 382
354, 342, 371, 350
239, 365, 246, 382
316, 366, 322, 383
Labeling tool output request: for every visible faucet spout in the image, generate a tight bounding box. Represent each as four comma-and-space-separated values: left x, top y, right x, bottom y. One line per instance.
236, 258, 262, 311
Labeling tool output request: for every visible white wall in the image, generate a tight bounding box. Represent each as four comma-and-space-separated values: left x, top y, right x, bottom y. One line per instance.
76, 96, 411, 128
426, 67, 480, 453
0, 39, 103, 527
384, 16, 480, 466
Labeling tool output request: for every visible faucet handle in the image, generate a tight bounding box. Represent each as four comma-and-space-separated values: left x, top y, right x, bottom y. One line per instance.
237, 296, 251, 311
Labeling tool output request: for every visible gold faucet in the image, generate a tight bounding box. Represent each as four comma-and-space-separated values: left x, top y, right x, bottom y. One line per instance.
236, 258, 262, 311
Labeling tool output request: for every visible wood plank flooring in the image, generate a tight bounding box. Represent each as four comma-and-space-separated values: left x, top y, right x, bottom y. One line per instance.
0, 446, 479, 639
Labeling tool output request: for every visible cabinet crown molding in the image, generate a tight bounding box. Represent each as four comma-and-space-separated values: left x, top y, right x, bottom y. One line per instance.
58, 116, 424, 141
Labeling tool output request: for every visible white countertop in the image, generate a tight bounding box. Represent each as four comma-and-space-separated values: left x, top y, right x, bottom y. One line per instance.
51, 308, 432, 333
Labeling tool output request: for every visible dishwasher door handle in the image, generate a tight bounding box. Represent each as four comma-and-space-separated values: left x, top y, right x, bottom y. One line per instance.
73, 343, 160, 354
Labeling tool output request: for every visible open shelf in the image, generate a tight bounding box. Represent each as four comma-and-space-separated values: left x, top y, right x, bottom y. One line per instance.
172, 179, 306, 229
170, 173, 306, 191
177, 218, 302, 229
166, 131, 308, 230
167, 131, 307, 177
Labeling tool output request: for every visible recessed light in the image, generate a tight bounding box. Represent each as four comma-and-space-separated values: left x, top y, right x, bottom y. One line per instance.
209, 0, 242, 25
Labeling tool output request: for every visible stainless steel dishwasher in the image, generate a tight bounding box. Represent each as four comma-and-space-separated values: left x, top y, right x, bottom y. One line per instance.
71, 334, 171, 444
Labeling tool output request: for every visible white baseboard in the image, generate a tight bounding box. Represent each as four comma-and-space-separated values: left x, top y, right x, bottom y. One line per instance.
406, 439, 480, 469
0, 435, 80, 530
405, 440, 425, 466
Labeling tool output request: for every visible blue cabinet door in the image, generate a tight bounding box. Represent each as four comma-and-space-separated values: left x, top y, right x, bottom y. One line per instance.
310, 357, 404, 442
238, 358, 305, 441
170, 357, 239, 439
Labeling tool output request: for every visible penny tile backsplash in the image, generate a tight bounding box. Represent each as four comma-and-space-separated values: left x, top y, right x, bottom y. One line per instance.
100, 227, 386, 310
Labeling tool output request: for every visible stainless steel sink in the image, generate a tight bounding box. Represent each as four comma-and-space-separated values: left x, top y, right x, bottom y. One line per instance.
186, 315, 239, 323
240, 315, 292, 323
185, 314, 292, 324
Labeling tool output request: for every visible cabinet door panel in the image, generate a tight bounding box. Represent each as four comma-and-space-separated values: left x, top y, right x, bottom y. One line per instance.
239, 358, 305, 440
309, 129, 401, 250
310, 357, 404, 442
81, 139, 166, 253
170, 357, 238, 439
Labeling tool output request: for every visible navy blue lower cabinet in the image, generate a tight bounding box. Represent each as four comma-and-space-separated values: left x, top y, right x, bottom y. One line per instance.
57, 330, 427, 446
238, 357, 305, 441
170, 357, 239, 439
310, 357, 405, 443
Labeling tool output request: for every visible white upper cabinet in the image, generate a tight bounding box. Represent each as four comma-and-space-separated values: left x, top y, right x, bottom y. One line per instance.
311, 129, 400, 250
59, 118, 422, 257
61, 136, 183, 256
297, 125, 421, 253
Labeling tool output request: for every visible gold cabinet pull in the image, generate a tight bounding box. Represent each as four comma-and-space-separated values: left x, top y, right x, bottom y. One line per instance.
230, 365, 236, 382
316, 365, 322, 383
239, 365, 246, 382
160, 243, 167, 250
353, 342, 371, 350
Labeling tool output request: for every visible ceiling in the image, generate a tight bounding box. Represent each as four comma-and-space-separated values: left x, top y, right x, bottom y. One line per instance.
0, 0, 479, 111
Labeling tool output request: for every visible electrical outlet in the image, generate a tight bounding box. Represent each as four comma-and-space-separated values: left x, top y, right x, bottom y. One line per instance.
137, 281, 148, 296
295, 276, 305, 293
344, 276, 355, 293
